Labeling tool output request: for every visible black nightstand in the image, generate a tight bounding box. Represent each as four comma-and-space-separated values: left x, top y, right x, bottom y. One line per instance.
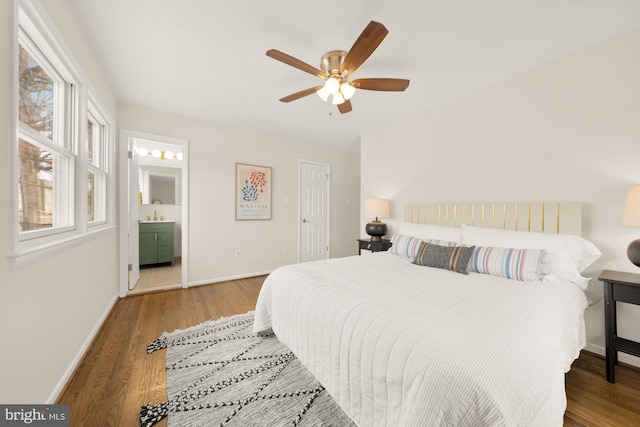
599, 269, 640, 383
357, 238, 392, 255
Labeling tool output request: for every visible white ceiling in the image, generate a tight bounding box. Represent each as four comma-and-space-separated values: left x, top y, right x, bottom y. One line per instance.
68, 0, 640, 148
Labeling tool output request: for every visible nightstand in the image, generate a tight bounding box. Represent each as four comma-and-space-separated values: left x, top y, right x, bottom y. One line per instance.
357, 238, 392, 255
599, 269, 640, 383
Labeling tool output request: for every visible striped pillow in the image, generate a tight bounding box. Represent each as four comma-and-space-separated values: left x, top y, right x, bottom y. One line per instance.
389, 233, 422, 258
468, 246, 545, 282
412, 242, 474, 275
390, 234, 458, 259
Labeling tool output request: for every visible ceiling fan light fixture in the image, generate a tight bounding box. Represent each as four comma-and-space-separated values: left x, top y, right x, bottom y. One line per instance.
332, 92, 345, 105
340, 82, 355, 100
316, 86, 330, 102
324, 77, 340, 95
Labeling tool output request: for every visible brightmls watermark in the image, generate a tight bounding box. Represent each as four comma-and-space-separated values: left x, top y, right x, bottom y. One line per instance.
0, 405, 68, 426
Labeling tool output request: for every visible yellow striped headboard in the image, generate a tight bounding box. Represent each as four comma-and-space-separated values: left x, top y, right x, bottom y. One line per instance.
404, 202, 582, 236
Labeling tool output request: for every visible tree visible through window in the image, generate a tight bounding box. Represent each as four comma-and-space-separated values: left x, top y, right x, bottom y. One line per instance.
18, 44, 56, 232
15, 6, 112, 257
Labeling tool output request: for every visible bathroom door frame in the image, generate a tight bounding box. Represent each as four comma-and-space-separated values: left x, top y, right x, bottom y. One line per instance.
118, 129, 189, 298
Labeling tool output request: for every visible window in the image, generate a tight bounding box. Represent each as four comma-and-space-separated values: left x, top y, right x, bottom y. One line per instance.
12, 3, 113, 262
17, 35, 75, 238
87, 104, 108, 224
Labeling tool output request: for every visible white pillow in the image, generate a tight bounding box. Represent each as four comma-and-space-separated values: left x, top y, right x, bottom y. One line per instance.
460, 224, 602, 288
397, 222, 461, 243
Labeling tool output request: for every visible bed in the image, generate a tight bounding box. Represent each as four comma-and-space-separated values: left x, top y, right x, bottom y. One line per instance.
253, 202, 601, 426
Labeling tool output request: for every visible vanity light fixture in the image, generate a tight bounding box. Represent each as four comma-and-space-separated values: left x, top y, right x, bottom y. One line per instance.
136, 147, 182, 161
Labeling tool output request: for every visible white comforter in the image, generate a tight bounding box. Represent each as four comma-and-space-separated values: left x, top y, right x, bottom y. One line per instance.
253, 252, 588, 426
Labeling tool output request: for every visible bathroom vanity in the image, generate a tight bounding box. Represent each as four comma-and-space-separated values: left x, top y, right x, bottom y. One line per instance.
139, 221, 174, 266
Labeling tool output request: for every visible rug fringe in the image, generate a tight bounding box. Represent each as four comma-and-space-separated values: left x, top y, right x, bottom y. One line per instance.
146, 336, 167, 354
139, 402, 169, 427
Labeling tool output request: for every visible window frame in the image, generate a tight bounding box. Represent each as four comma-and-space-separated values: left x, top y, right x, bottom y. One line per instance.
17, 29, 77, 240
87, 99, 109, 226
10, 1, 115, 268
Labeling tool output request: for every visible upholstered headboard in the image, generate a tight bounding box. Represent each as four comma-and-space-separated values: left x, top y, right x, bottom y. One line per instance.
404, 202, 582, 236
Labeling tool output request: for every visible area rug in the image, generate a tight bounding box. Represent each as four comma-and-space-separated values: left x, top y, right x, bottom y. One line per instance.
140, 312, 356, 427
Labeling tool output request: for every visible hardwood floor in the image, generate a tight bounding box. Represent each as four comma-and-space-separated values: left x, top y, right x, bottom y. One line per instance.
57, 275, 640, 426
565, 352, 640, 425
56, 276, 265, 427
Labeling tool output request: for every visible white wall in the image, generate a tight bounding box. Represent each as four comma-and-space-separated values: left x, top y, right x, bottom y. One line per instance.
0, 0, 119, 403
118, 103, 361, 285
361, 29, 640, 363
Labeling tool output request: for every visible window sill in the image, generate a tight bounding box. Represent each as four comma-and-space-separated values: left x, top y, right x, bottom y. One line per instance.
8, 225, 116, 270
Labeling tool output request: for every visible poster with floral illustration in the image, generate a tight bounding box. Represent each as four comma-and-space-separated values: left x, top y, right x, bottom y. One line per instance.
235, 163, 272, 220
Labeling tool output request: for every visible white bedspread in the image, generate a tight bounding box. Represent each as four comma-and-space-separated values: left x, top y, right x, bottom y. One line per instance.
253, 252, 588, 426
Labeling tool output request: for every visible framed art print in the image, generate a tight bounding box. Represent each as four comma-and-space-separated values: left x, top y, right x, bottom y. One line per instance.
235, 163, 272, 220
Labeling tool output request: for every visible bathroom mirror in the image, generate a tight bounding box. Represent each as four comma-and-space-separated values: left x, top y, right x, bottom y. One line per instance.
140, 166, 181, 205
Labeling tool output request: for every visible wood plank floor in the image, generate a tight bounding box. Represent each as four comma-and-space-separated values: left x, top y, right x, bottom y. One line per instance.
57, 275, 640, 426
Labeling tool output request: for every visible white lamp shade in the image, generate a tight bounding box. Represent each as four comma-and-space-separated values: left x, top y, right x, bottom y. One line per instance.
623, 184, 640, 227
331, 92, 345, 105
364, 198, 390, 219
340, 82, 356, 100
316, 86, 329, 102
324, 77, 340, 95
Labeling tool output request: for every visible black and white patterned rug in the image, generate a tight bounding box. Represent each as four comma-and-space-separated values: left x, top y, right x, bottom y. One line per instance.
140, 312, 356, 427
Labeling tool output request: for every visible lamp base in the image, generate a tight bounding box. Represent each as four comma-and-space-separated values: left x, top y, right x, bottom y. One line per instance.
629, 239, 640, 267
366, 221, 387, 242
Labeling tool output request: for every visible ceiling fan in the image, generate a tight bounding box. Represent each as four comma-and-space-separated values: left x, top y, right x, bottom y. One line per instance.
266, 20, 410, 114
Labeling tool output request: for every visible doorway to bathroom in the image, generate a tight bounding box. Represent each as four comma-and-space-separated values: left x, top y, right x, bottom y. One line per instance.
118, 129, 189, 297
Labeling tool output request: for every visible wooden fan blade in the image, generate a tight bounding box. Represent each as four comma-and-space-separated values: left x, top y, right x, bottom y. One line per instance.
340, 21, 388, 76
337, 99, 352, 114
352, 78, 410, 91
279, 86, 323, 103
266, 49, 327, 79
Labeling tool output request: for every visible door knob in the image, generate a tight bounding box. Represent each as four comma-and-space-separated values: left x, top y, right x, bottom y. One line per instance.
302, 219, 309, 223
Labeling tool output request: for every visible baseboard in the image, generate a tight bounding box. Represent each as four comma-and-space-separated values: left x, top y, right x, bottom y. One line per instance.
188, 270, 272, 288
584, 342, 640, 368
46, 292, 119, 404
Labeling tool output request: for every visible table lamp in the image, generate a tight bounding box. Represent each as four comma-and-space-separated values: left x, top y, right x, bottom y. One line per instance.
623, 184, 640, 267
364, 198, 390, 242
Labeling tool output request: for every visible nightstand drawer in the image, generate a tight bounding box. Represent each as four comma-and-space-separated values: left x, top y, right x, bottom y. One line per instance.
357, 238, 392, 255
612, 284, 640, 304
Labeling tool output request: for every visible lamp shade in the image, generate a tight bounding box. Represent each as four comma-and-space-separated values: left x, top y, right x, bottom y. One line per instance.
623, 185, 640, 267
623, 185, 640, 227
364, 198, 390, 219
364, 198, 389, 242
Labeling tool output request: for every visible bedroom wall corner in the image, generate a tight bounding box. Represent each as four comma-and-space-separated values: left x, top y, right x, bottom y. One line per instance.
360, 28, 640, 365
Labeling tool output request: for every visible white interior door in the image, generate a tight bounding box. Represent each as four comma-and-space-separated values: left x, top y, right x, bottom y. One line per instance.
299, 161, 329, 263
127, 140, 140, 289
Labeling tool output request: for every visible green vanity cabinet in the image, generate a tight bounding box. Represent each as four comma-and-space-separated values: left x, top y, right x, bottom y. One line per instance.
139, 221, 174, 266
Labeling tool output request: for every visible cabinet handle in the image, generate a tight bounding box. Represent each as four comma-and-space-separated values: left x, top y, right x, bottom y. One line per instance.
155, 233, 157, 242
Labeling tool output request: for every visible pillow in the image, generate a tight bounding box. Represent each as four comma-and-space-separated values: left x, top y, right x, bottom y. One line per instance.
413, 242, 474, 275
390, 234, 458, 259
398, 222, 461, 243
467, 246, 546, 282
389, 233, 422, 258
460, 225, 601, 288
